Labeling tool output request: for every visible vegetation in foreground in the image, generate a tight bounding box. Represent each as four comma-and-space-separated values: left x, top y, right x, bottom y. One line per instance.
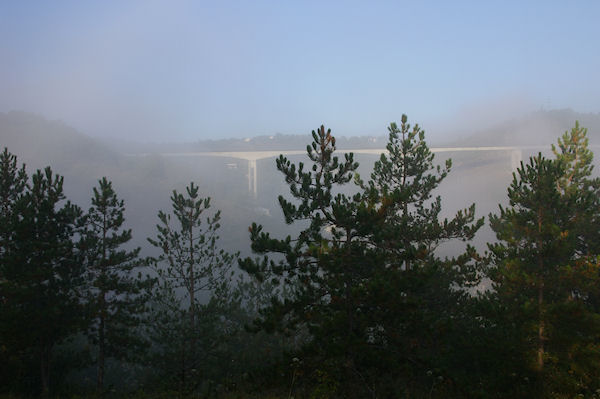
1, 118, 599, 398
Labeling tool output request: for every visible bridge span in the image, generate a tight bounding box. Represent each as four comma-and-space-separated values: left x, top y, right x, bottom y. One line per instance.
147, 146, 529, 198
151, 147, 527, 197
155, 146, 526, 162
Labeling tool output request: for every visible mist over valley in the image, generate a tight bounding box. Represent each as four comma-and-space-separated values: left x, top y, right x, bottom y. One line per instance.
3, 2, 600, 396
2, 108, 598, 260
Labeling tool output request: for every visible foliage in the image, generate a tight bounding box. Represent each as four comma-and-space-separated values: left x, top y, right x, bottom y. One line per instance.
242, 119, 484, 397
0, 149, 83, 397
147, 182, 237, 393
1, 117, 600, 398
360, 115, 484, 395
552, 120, 600, 256
366, 115, 482, 260
0, 148, 30, 395
552, 120, 595, 194
0, 148, 27, 253
487, 145, 600, 397
240, 125, 377, 395
79, 177, 150, 393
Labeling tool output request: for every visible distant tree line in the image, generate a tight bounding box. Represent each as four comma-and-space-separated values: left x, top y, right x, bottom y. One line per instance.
0, 118, 599, 398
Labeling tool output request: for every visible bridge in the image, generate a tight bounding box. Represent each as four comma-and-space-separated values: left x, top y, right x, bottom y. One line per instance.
148, 146, 533, 198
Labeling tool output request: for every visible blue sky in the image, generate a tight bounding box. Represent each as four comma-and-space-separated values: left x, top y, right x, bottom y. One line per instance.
0, 1, 598, 141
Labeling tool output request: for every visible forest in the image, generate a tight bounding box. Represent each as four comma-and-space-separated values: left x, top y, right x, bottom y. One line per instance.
1, 116, 600, 399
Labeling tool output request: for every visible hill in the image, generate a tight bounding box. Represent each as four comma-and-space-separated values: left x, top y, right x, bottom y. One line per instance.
445, 109, 600, 147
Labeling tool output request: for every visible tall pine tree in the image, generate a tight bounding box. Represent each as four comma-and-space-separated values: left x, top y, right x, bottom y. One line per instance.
488, 150, 600, 397
242, 125, 412, 397
0, 162, 83, 398
361, 115, 483, 394
80, 177, 149, 394
0, 148, 29, 394
0, 148, 27, 256
552, 120, 600, 256
148, 182, 236, 392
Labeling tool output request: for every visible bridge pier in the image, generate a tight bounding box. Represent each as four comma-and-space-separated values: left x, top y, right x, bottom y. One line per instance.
248, 159, 257, 198
511, 149, 522, 171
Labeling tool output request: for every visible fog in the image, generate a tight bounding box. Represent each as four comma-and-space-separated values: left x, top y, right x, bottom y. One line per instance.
1, 2, 599, 143
4, 4, 600, 395
1, 109, 599, 264
1, 1, 599, 262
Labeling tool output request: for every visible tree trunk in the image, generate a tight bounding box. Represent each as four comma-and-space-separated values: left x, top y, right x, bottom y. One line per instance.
536, 209, 545, 373
97, 292, 106, 394
98, 215, 107, 393
179, 343, 186, 395
537, 277, 544, 372
40, 345, 51, 399
188, 219, 196, 362
401, 131, 410, 272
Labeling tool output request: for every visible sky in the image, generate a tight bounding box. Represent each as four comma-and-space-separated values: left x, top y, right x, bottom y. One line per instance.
0, 1, 599, 142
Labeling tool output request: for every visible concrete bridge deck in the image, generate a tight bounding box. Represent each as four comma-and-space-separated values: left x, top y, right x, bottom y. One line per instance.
130, 145, 591, 198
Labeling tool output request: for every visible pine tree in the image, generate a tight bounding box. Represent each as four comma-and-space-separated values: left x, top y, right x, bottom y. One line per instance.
362, 115, 483, 393
0, 148, 28, 290
552, 121, 600, 256
365, 115, 482, 266
0, 148, 29, 393
488, 152, 600, 396
240, 125, 388, 396
147, 182, 236, 391
552, 120, 594, 193
0, 164, 83, 398
240, 120, 486, 396
550, 122, 600, 393
0, 148, 27, 252
489, 155, 566, 371
80, 177, 149, 394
